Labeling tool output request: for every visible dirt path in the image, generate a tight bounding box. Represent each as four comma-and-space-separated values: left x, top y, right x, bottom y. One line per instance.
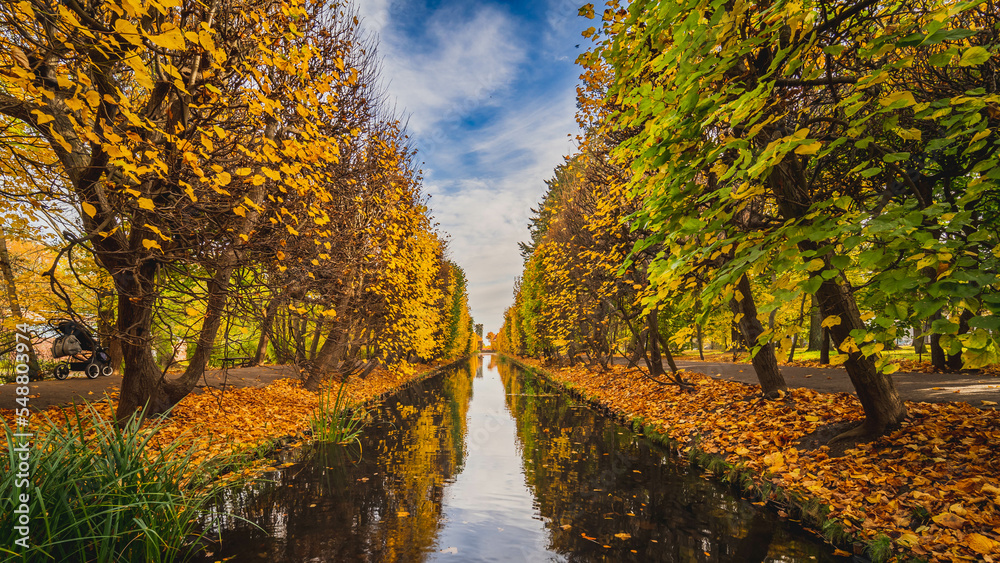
671, 359, 1000, 407
0, 364, 300, 411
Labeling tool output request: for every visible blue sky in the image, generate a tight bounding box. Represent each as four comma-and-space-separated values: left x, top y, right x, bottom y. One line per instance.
357, 0, 588, 332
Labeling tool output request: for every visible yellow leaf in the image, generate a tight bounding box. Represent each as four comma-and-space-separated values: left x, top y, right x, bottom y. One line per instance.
185, 307, 199, 316
829, 354, 849, 365
216, 171, 232, 186
137, 197, 155, 210
879, 91, 916, 107
143, 223, 171, 241
795, 141, 822, 155
81, 202, 97, 217
141, 239, 162, 250
32, 110, 54, 125
821, 315, 841, 328
85, 90, 101, 108
233, 206, 246, 217
149, 27, 186, 50
113, 18, 144, 46
968, 533, 998, 554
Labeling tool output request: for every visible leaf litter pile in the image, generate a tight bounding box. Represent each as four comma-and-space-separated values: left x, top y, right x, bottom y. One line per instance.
1, 363, 438, 478
517, 358, 1000, 561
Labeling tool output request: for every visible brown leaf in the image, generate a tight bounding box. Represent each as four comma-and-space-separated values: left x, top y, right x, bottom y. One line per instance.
932, 512, 966, 529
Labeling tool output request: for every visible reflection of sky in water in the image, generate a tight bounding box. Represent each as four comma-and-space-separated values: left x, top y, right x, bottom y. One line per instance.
430, 358, 563, 561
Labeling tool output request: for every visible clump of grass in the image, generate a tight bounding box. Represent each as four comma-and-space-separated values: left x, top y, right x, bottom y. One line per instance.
822, 518, 849, 544
867, 533, 893, 563
0, 403, 226, 562
310, 380, 367, 444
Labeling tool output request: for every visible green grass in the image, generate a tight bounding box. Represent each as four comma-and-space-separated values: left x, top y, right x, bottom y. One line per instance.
0, 403, 230, 562
867, 534, 894, 563
310, 380, 367, 444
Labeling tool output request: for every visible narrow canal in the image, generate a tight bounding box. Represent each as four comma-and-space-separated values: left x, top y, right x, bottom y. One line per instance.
198, 355, 844, 562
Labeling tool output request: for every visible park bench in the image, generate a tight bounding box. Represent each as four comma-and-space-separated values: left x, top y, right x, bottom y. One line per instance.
219, 357, 254, 369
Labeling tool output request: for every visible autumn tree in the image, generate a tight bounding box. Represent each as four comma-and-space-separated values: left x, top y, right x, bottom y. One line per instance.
592, 0, 999, 438
0, 0, 384, 420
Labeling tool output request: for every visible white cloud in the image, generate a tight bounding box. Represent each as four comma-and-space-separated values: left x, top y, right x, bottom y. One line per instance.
426, 92, 579, 332
360, 0, 583, 332
377, 5, 526, 134
356, 0, 392, 34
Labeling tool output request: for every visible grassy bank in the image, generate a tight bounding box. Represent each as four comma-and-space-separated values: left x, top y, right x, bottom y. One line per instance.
504, 355, 1000, 563
0, 359, 465, 561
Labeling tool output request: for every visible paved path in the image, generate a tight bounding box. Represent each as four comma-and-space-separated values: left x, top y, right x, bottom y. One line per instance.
0, 364, 300, 411
673, 360, 1000, 407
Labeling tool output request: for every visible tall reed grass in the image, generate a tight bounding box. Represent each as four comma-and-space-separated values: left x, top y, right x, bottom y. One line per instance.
0, 404, 224, 562
310, 381, 367, 444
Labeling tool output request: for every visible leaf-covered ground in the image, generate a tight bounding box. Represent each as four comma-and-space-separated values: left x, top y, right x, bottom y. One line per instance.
2, 362, 441, 473
516, 357, 1000, 562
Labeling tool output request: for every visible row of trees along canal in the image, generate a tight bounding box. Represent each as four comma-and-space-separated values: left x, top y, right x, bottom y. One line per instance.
0, 0, 481, 422
495, 0, 999, 441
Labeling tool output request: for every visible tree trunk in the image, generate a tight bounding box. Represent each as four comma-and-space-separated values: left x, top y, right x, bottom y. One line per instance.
787, 292, 808, 363
695, 321, 705, 361
98, 296, 122, 374
0, 231, 40, 380
656, 327, 680, 373
808, 297, 823, 351
626, 331, 645, 368
727, 274, 786, 397
913, 323, 925, 357
307, 319, 325, 361
928, 311, 946, 370
253, 295, 282, 365
946, 309, 974, 371
766, 102, 905, 438
820, 327, 831, 364
645, 309, 667, 379
115, 262, 173, 422
813, 275, 907, 438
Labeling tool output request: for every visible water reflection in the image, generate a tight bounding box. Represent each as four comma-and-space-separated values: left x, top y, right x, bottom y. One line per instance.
494, 355, 840, 562
196, 355, 843, 562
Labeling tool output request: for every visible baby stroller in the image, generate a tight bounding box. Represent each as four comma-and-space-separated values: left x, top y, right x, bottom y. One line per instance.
50, 319, 114, 380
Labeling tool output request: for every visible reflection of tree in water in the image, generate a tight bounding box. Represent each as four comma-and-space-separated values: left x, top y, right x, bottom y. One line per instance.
495, 357, 837, 562
196, 359, 477, 562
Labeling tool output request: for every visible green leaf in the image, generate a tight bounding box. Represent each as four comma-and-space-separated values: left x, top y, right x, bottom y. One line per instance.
969, 316, 1000, 331
921, 28, 977, 45
959, 46, 991, 67
929, 49, 957, 67
930, 318, 960, 335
